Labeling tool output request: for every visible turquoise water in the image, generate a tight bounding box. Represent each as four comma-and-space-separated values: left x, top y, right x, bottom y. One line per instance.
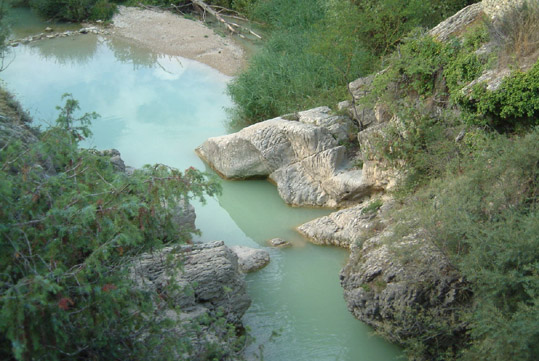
1, 13, 402, 360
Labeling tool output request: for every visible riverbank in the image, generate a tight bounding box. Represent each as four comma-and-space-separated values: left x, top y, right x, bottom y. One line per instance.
110, 5, 245, 76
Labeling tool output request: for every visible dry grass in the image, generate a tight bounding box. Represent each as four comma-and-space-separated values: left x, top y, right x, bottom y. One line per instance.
490, 0, 539, 68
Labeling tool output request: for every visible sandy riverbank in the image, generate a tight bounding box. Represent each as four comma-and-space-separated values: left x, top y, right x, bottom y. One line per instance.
111, 6, 245, 76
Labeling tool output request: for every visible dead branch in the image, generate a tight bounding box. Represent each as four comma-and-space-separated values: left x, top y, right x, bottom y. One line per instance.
189, 0, 262, 40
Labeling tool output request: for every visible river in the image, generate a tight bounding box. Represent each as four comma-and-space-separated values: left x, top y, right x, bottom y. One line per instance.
2, 8, 402, 360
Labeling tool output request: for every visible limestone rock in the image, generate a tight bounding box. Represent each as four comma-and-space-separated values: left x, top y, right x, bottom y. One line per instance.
172, 200, 197, 232
429, 3, 484, 42
231, 246, 270, 273
91, 148, 126, 172
130, 241, 250, 358
130, 241, 251, 325
482, 0, 525, 21
340, 231, 468, 344
196, 107, 374, 207
298, 203, 380, 248
297, 106, 355, 142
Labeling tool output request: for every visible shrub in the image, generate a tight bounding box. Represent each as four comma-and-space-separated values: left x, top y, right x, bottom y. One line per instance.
28, 0, 118, 21
461, 60, 539, 129
0, 94, 225, 360
395, 128, 539, 361
227, 0, 476, 126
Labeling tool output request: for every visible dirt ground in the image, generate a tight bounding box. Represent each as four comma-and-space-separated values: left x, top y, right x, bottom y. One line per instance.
111, 6, 246, 76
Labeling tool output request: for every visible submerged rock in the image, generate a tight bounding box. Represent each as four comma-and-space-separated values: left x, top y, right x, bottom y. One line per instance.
268, 238, 291, 248
196, 106, 374, 207
231, 246, 270, 273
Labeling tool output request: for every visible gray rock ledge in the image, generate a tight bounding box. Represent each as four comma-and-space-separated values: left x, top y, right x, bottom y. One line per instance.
196, 106, 375, 207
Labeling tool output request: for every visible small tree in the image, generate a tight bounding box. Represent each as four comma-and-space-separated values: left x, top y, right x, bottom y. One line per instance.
0, 95, 222, 360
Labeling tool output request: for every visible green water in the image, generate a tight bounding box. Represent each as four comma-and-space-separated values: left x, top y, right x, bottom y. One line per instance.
1, 12, 402, 361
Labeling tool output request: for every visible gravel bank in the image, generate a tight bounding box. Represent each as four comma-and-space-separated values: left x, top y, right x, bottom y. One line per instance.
111, 6, 245, 76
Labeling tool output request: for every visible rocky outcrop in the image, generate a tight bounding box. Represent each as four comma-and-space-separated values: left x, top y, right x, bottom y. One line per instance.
196, 106, 376, 207
298, 200, 388, 248
130, 241, 251, 358
429, 3, 484, 42
90, 148, 126, 172
231, 246, 270, 273
298, 198, 468, 352
131, 241, 251, 325
483, 0, 525, 20
340, 229, 469, 345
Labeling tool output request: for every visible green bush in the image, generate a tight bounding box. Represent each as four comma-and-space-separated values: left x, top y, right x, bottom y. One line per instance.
394, 128, 539, 361
28, 0, 118, 21
0, 94, 226, 360
460, 60, 539, 129
227, 0, 476, 126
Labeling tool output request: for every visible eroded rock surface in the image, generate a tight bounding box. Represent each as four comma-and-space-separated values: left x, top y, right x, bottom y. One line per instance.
340, 230, 469, 345
429, 3, 484, 41
298, 202, 383, 248
231, 246, 270, 273
196, 106, 373, 207
131, 241, 251, 324
130, 241, 251, 358
298, 198, 468, 349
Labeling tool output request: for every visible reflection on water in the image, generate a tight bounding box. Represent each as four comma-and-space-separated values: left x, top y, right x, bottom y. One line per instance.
5, 7, 79, 39
1, 26, 402, 361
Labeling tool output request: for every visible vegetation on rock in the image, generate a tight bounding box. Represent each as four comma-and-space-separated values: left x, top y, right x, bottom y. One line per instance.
0, 92, 239, 360
352, 2, 538, 360
227, 0, 476, 126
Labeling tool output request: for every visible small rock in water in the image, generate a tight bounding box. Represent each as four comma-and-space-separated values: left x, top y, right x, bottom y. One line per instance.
268, 238, 291, 248
44, 27, 53, 32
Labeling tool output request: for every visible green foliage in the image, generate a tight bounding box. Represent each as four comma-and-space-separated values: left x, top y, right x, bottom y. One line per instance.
228, 0, 475, 126
369, 24, 490, 106
0, 94, 225, 360
393, 128, 539, 361
361, 199, 383, 215
28, 0, 118, 21
460, 60, 539, 129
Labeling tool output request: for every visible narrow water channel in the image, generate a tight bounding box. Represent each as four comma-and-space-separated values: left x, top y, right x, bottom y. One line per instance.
2, 8, 402, 360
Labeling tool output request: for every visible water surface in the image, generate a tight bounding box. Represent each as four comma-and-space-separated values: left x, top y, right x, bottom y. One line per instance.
1, 13, 402, 360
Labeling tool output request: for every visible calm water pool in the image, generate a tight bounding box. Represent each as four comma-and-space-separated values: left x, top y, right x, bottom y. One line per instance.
1, 10, 402, 360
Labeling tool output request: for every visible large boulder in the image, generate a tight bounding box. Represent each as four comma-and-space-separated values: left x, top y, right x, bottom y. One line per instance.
297, 201, 385, 248
339, 229, 469, 353
130, 241, 251, 325
298, 197, 469, 353
130, 241, 251, 358
196, 106, 374, 207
